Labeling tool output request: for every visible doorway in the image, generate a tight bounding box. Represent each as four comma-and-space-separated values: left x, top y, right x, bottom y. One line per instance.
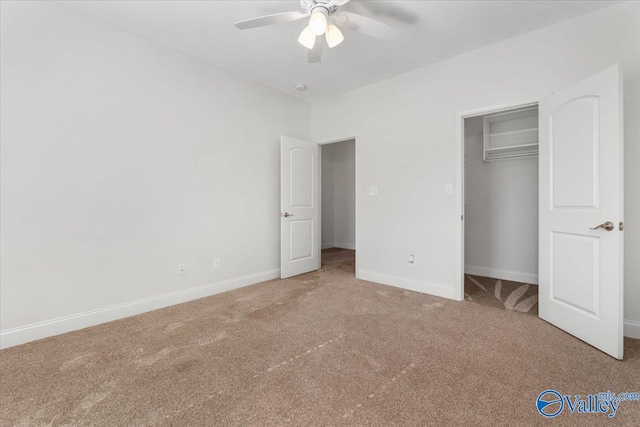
462, 105, 540, 314
320, 139, 356, 275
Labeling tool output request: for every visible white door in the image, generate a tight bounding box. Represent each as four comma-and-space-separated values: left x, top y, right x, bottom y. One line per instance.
281, 136, 320, 278
539, 64, 624, 359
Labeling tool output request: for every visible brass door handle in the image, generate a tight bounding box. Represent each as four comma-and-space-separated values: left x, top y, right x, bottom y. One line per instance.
590, 221, 614, 231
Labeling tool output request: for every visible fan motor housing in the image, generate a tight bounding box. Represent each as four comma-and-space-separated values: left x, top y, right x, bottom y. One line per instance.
301, 0, 338, 14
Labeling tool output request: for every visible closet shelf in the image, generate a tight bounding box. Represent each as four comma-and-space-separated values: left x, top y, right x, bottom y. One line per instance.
488, 127, 538, 137
483, 106, 539, 162
485, 143, 538, 153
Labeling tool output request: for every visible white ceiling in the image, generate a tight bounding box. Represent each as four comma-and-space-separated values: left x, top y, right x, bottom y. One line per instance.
60, 0, 619, 101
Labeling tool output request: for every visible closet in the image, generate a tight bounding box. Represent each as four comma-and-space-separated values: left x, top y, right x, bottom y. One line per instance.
464, 105, 539, 285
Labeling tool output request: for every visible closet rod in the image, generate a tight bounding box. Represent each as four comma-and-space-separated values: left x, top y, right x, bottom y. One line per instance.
485, 152, 538, 161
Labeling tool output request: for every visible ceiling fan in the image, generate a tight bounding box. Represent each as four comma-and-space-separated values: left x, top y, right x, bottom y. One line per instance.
234, 0, 396, 63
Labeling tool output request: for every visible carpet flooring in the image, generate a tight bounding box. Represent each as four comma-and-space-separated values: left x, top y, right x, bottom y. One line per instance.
1, 248, 639, 426
465, 274, 539, 315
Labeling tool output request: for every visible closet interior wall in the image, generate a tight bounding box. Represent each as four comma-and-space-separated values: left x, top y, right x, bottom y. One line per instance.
464, 114, 539, 285
321, 139, 356, 251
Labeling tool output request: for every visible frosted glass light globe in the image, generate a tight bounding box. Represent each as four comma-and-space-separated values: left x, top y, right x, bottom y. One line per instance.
309, 9, 328, 36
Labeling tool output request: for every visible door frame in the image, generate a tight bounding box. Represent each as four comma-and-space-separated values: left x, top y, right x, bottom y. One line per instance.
319, 136, 358, 278
455, 101, 539, 301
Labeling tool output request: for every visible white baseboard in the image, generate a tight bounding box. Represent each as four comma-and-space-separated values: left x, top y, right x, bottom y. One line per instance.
624, 320, 640, 339
0, 269, 280, 350
465, 265, 538, 285
321, 242, 334, 250
334, 242, 355, 250
358, 270, 457, 300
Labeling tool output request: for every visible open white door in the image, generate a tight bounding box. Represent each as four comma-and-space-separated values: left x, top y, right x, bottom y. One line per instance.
539, 64, 624, 359
280, 136, 320, 278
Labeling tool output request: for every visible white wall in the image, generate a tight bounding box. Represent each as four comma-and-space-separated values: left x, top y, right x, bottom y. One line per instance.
321, 139, 356, 250
321, 146, 335, 248
464, 116, 538, 284
0, 1, 310, 347
310, 2, 640, 337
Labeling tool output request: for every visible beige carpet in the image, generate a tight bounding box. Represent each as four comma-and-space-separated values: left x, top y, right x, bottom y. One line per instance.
1, 248, 639, 426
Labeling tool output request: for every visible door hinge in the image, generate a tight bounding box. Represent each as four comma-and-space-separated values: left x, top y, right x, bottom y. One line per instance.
619, 221, 624, 231
461, 215, 464, 220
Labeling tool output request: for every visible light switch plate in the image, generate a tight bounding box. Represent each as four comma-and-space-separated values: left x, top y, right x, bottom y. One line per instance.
369, 186, 378, 196
445, 183, 454, 195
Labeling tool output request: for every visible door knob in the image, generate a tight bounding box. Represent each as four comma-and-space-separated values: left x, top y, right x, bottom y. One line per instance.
590, 221, 614, 231
282, 212, 294, 218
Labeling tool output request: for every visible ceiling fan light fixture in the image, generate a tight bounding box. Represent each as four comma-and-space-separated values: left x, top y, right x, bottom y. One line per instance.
308, 8, 328, 36
325, 24, 344, 48
298, 26, 316, 50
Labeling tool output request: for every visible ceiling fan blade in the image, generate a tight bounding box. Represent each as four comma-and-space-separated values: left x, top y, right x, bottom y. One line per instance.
333, 11, 396, 40
235, 11, 308, 30
325, 0, 351, 7
308, 36, 323, 64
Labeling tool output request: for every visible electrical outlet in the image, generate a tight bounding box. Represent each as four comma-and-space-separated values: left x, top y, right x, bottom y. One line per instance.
178, 264, 186, 276
408, 254, 415, 267
369, 186, 378, 196
213, 258, 220, 270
